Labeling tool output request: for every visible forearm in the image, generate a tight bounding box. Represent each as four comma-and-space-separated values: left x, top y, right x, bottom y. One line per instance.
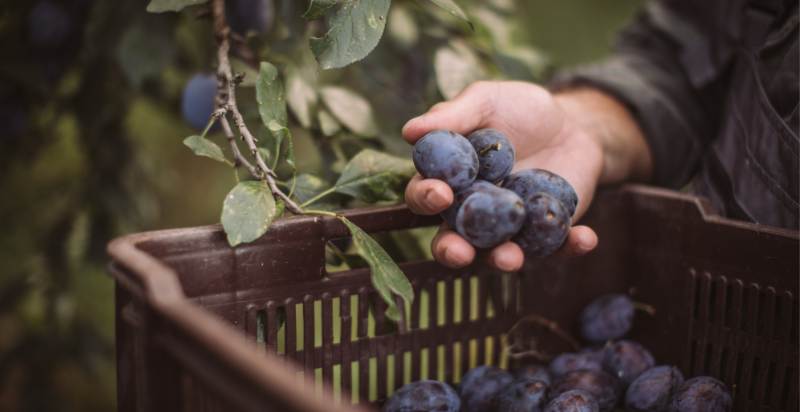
554, 87, 653, 185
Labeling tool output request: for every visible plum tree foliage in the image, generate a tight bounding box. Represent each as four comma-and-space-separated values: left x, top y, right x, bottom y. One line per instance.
152, 0, 550, 321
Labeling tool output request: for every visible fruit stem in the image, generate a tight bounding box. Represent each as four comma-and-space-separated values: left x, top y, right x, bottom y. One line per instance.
304, 209, 339, 218
300, 187, 338, 208
479, 142, 501, 156
504, 313, 581, 363
632, 301, 656, 316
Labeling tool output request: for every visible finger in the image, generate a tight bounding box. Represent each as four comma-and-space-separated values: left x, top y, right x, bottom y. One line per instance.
487, 241, 525, 272
405, 175, 454, 215
431, 227, 475, 269
401, 83, 493, 143
556, 225, 598, 257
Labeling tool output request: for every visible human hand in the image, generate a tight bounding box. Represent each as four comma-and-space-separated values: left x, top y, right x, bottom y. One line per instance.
404, 81, 646, 271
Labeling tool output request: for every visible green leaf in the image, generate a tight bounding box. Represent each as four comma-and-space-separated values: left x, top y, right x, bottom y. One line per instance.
294, 173, 330, 204
426, 0, 473, 29
258, 147, 272, 164
334, 149, 415, 202
434, 39, 486, 100
285, 66, 318, 128
317, 108, 341, 136
472, 5, 512, 46
338, 216, 413, 322
221, 181, 279, 247
494, 46, 551, 81
387, 5, 419, 49
320, 86, 378, 137
309, 0, 391, 70
146, 0, 207, 13
303, 0, 338, 19
183, 135, 232, 165
256, 62, 288, 129
267, 120, 295, 172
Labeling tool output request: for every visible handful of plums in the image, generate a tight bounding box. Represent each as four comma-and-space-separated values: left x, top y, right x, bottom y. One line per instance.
412, 129, 578, 257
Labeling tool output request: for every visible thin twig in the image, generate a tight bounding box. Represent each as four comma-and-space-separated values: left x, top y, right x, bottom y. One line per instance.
217, 110, 259, 176
211, 0, 304, 215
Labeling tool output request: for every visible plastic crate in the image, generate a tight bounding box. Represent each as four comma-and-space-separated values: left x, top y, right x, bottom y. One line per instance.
107, 185, 799, 412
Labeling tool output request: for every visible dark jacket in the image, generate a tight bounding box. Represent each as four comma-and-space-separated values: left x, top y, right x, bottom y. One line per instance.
557, 0, 798, 229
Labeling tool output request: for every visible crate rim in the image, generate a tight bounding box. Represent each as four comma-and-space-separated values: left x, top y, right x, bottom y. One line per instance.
107, 183, 799, 305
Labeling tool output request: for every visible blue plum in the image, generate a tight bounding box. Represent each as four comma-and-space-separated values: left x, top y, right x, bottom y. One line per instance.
601, 340, 655, 388
28, 1, 73, 47
543, 389, 599, 412
181, 74, 218, 131
512, 192, 570, 257
579, 294, 635, 344
549, 348, 604, 378
467, 128, 515, 182
669, 376, 732, 412
625, 365, 684, 412
513, 363, 552, 385
455, 186, 526, 249
440, 180, 496, 228
493, 378, 548, 412
549, 370, 621, 412
503, 169, 578, 217
413, 130, 479, 191
383, 380, 460, 412
459, 366, 514, 412
227, 0, 275, 35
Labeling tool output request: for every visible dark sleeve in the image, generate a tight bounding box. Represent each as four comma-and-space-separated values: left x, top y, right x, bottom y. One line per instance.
552, 1, 728, 188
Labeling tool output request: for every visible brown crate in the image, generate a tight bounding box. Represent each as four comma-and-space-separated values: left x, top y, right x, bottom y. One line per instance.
107, 185, 799, 412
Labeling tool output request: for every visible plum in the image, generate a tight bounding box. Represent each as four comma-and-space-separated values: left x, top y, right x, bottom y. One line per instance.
625, 365, 684, 412
28, 1, 73, 47
503, 169, 578, 217
227, 0, 275, 35
459, 366, 514, 412
549, 348, 604, 378
467, 128, 515, 182
601, 340, 655, 387
440, 180, 496, 228
413, 130, 478, 191
579, 294, 635, 344
455, 186, 526, 249
543, 389, 599, 412
383, 380, 460, 412
549, 370, 621, 412
669, 376, 732, 412
493, 378, 548, 412
513, 363, 552, 385
181, 74, 217, 131
512, 192, 570, 257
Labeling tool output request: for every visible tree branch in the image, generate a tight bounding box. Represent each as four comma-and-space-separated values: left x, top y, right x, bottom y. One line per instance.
211, 0, 304, 215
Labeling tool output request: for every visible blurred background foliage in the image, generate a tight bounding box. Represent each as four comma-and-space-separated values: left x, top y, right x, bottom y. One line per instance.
0, 0, 639, 410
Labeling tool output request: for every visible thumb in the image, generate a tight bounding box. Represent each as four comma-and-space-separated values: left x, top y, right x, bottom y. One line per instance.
401, 82, 493, 144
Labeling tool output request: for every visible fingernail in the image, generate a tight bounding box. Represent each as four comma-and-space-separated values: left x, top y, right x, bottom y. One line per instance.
576, 239, 594, 254
402, 116, 423, 133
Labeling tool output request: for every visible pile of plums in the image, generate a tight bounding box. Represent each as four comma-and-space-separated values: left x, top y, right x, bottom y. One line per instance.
412, 129, 577, 257
384, 294, 733, 411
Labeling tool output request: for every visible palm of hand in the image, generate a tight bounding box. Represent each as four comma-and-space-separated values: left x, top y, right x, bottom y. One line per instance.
403, 81, 603, 271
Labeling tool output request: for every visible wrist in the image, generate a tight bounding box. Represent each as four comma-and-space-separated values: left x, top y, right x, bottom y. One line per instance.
553, 87, 652, 184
